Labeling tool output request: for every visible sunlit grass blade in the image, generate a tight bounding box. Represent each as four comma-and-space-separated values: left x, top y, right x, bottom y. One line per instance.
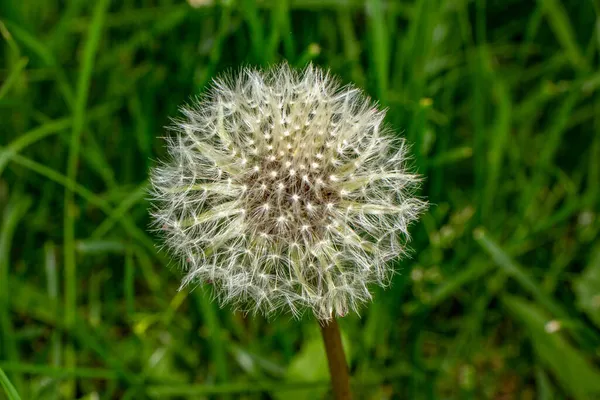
366, 0, 389, 104
0, 367, 22, 400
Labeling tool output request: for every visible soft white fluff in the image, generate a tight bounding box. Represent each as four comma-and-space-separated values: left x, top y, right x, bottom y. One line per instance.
150, 63, 427, 320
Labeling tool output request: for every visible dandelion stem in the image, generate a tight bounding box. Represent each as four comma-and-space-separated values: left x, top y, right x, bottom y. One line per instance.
320, 318, 352, 400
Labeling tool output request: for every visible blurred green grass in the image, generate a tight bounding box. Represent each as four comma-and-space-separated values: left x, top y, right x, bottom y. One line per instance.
0, 0, 599, 398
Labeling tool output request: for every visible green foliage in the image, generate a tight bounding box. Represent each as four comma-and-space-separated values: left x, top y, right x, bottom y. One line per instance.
574, 246, 600, 329
0, 367, 22, 400
0, 0, 598, 398
503, 295, 600, 399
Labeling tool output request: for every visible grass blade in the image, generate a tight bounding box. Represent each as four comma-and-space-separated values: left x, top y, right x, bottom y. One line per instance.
0, 367, 22, 400
0, 103, 120, 176
0, 195, 32, 394
0, 57, 27, 100
503, 295, 600, 399
366, 0, 389, 103
481, 79, 511, 220
538, 0, 590, 72
63, 3, 109, 394
475, 228, 600, 347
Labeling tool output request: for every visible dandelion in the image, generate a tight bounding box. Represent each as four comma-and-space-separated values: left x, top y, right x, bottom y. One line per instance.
150, 63, 427, 399
150, 63, 427, 321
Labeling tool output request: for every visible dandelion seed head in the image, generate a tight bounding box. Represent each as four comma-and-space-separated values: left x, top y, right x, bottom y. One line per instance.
150, 63, 427, 320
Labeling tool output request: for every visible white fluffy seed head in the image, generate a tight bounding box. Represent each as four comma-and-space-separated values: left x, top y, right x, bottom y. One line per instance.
149, 63, 427, 321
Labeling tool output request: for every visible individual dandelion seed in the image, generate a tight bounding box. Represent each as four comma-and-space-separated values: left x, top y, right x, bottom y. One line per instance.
149, 63, 427, 321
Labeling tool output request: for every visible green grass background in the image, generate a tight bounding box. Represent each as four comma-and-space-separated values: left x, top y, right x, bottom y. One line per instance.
1, 0, 599, 398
